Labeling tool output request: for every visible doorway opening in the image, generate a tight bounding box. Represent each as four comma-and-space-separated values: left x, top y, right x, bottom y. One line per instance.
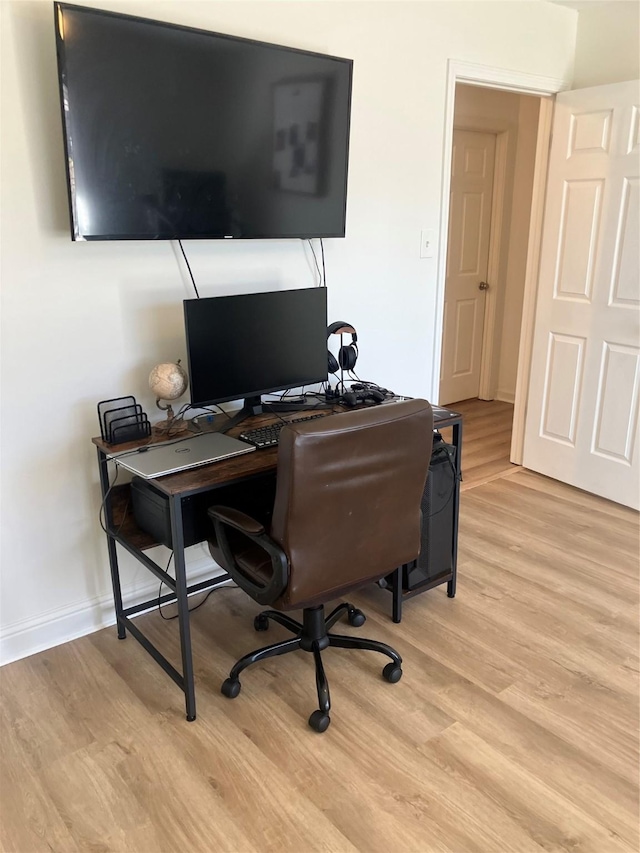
439, 84, 543, 479
433, 64, 561, 470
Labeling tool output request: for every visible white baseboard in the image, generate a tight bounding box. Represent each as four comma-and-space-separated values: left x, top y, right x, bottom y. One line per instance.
496, 388, 516, 404
0, 548, 228, 667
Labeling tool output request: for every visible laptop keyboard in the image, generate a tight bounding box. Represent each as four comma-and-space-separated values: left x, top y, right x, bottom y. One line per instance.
239, 413, 328, 448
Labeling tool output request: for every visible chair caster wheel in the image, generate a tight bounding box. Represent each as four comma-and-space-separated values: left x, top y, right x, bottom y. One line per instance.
221, 678, 241, 698
348, 607, 366, 628
382, 662, 402, 683
254, 614, 269, 631
308, 710, 331, 733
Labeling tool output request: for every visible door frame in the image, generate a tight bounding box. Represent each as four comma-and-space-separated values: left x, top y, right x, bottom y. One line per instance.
510, 97, 555, 463
433, 61, 569, 460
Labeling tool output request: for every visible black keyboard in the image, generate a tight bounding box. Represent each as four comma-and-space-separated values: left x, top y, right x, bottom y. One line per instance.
239, 413, 328, 448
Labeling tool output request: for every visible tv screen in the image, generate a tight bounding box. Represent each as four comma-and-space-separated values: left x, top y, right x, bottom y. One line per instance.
183, 287, 328, 409
54, 4, 353, 241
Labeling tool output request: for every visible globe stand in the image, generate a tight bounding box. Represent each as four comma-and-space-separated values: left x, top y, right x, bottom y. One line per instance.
153, 400, 189, 437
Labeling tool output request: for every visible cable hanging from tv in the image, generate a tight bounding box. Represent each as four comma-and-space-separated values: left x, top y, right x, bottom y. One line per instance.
177, 240, 199, 298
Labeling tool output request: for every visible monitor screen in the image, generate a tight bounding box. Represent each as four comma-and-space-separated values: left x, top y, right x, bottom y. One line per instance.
54, 4, 353, 241
184, 287, 328, 408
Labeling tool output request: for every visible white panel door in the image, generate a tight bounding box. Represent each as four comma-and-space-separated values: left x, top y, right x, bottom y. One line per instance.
523, 80, 640, 509
440, 130, 496, 405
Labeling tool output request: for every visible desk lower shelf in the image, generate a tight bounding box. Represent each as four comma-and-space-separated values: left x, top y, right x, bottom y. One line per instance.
110, 484, 159, 550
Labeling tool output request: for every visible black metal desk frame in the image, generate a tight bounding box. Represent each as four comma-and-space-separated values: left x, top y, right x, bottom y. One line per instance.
96, 445, 243, 722
389, 407, 463, 623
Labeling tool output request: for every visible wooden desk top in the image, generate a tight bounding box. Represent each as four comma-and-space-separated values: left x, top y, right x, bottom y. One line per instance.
93, 408, 336, 497
93, 400, 461, 498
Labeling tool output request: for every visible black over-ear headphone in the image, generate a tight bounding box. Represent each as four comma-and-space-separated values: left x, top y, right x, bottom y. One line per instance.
327, 321, 358, 374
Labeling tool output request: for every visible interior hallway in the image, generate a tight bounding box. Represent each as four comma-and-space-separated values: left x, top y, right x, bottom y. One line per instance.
440, 398, 517, 491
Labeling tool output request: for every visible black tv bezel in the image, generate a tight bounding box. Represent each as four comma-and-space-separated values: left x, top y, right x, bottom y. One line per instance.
53, 3, 353, 242
183, 287, 329, 411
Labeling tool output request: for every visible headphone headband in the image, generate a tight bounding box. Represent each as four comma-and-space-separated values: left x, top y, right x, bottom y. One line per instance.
327, 321, 357, 340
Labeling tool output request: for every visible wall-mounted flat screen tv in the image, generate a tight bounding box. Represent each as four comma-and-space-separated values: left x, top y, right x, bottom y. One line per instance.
54, 4, 353, 241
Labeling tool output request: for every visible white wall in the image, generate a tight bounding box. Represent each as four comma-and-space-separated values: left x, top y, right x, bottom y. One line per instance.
0, 0, 576, 664
571, 1, 640, 88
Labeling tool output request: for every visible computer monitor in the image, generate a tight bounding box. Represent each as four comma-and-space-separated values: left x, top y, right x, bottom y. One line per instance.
183, 287, 328, 427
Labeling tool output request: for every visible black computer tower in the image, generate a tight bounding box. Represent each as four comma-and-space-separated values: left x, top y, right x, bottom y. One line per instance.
130, 472, 277, 550
130, 477, 211, 549
402, 433, 457, 590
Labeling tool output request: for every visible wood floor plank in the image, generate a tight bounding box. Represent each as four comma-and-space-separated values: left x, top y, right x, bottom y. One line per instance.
514, 467, 639, 523
269, 676, 543, 853
460, 490, 638, 593
0, 703, 82, 853
477, 478, 639, 558
465, 555, 638, 665
458, 569, 638, 700
39, 728, 258, 853
410, 674, 639, 848
195, 687, 422, 853
148, 711, 357, 853
418, 724, 635, 853
500, 681, 639, 786
458, 512, 638, 616
439, 397, 515, 490
365, 590, 639, 846
407, 585, 639, 735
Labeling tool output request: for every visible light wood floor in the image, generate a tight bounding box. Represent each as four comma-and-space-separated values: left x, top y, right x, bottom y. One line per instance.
439, 397, 517, 491
1, 405, 638, 852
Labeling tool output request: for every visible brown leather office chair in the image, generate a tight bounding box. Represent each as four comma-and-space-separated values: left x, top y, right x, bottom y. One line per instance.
207, 399, 434, 732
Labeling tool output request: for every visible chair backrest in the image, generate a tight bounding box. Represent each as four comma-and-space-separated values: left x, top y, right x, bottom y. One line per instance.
271, 399, 434, 610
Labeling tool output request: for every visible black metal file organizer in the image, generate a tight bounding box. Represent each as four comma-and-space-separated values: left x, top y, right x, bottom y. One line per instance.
97, 396, 151, 445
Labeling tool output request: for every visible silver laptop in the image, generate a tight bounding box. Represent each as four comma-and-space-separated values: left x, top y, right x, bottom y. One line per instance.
111, 432, 255, 479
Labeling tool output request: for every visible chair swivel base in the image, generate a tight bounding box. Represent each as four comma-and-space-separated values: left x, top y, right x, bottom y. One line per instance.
220, 602, 403, 732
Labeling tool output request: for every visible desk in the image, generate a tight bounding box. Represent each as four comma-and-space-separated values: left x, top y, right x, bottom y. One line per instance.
93, 402, 462, 720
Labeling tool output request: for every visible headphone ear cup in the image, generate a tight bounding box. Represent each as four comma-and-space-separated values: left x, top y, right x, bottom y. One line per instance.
327, 322, 358, 374
338, 342, 358, 371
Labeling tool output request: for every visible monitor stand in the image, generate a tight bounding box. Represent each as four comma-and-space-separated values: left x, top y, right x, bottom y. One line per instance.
208, 397, 262, 434
265, 400, 330, 413
210, 395, 329, 434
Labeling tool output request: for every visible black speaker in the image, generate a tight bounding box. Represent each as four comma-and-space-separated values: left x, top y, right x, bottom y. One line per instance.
402, 434, 457, 590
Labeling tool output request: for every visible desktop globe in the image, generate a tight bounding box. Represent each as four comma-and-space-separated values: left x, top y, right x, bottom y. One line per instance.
149, 360, 188, 401
149, 360, 189, 434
